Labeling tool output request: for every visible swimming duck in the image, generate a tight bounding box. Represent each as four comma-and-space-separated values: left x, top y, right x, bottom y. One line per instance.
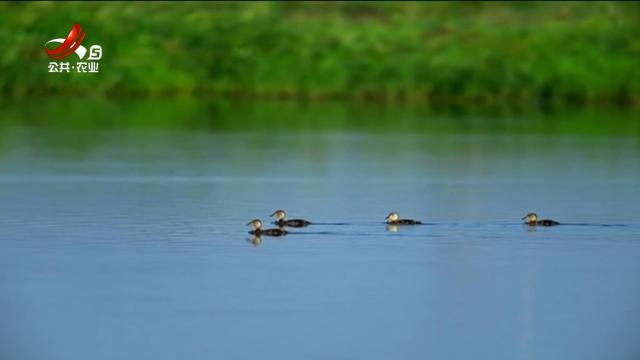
246, 219, 288, 236
385, 212, 422, 225
270, 209, 311, 228
522, 212, 560, 226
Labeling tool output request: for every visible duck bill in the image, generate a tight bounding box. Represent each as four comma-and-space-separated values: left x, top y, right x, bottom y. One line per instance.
269, 211, 277, 217
521, 216, 528, 220
246, 221, 252, 226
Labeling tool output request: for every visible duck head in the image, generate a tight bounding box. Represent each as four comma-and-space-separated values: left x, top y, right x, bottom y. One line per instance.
246, 219, 263, 230
385, 212, 399, 222
269, 210, 286, 220
522, 212, 538, 223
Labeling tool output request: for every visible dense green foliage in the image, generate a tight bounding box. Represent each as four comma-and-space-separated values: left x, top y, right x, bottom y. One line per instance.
1, 1, 639, 105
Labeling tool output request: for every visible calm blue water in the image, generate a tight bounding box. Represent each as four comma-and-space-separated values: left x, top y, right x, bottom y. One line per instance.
1, 105, 640, 360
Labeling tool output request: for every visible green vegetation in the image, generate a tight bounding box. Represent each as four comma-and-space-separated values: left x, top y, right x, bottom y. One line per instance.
2, 98, 639, 137
1, 1, 639, 106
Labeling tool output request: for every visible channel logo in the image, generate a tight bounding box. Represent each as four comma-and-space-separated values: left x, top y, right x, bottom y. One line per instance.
44, 22, 103, 73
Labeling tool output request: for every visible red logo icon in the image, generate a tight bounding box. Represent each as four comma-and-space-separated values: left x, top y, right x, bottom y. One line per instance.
44, 22, 86, 60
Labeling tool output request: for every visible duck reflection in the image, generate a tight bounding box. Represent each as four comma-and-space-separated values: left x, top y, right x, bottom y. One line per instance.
386, 224, 399, 233
248, 235, 263, 247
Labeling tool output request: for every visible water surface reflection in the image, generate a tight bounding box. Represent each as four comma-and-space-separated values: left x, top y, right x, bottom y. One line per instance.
0, 100, 639, 360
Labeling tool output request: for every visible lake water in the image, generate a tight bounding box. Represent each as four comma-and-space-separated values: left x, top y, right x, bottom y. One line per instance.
1, 100, 639, 360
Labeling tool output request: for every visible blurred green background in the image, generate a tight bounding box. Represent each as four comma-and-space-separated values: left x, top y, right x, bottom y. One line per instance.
1, 1, 639, 106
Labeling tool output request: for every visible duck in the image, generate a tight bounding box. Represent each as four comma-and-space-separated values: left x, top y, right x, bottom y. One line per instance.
385, 212, 422, 225
270, 209, 311, 228
522, 212, 560, 226
246, 219, 288, 236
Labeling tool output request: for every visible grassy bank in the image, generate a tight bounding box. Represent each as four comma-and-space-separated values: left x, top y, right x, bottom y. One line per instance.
2, 98, 639, 137
1, 2, 639, 105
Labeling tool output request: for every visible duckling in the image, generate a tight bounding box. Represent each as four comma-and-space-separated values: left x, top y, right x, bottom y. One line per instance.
522, 212, 560, 226
246, 219, 288, 236
385, 212, 422, 225
270, 209, 311, 228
